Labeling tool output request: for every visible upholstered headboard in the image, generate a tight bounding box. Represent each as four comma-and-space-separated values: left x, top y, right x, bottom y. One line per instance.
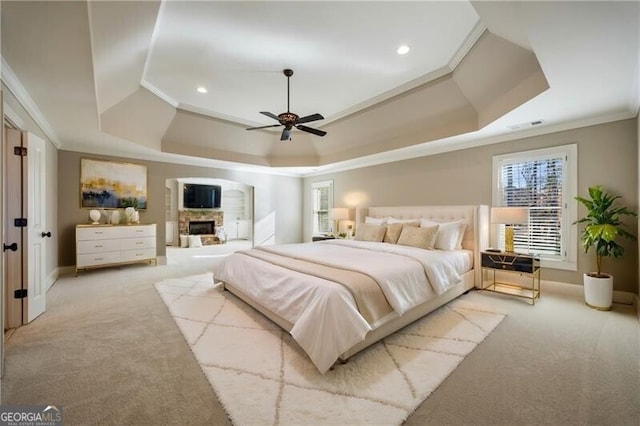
355, 205, 490, 286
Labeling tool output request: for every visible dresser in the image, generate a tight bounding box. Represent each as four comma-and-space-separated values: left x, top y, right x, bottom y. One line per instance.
76, 224, 157, 275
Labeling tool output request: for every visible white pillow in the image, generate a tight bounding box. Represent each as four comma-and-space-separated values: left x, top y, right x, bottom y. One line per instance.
179, 234, 189, 248
387, 216, 420, 225
188, 235, 203, 248
365, 216, 387, 225
420, 219, 467, 251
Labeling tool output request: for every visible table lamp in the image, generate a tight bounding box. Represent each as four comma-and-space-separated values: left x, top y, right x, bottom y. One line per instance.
329, 208, 349, 236
490, 207, 528, 252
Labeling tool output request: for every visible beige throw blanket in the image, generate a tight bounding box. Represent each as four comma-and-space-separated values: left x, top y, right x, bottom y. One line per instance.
238, 248, 393, 324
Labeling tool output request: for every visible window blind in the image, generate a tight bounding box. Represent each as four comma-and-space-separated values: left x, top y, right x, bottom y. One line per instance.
312, 181, 332, 234
498, 155, 564, 258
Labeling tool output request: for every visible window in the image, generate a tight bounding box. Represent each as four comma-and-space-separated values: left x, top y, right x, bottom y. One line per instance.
311, 180, 333, 235
493, 144, 577, 271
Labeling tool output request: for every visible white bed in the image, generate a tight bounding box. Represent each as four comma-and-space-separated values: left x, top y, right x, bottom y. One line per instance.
215, 205, 489, 373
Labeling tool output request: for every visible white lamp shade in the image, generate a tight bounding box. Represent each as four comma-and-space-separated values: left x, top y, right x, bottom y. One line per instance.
329, 208, 349, 220
490, 207, 528, 225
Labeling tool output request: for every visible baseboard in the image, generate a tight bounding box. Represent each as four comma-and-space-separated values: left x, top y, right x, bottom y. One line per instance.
46, 268, 60, 292
634, 294, 640, 323
612, 289, 635, 305
532, 279, 636, 307
57, 266, 75, 277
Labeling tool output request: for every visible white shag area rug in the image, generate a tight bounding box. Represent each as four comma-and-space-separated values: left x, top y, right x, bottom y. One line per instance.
154, 273, 505, 425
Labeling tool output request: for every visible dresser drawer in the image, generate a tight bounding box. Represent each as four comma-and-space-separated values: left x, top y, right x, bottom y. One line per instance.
120, 236, 155, 251
481, 252, 539, 273
77, 239, 120, 254
119, 225, 156, 238
77, 226, 119, 241
77, 251, 120, 267
120, 248, 155, 263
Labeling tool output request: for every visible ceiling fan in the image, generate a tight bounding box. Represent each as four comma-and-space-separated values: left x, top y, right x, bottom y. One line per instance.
246, 69, 327, 141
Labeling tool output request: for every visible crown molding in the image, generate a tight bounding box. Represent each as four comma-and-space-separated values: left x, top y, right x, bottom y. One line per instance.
449, 21, 487, 70
1, 57, 62, 148
140, 79, 179, 107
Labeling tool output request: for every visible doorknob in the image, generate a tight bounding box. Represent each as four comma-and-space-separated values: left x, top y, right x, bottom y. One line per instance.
3, 242, 18, 252
41, 231, 52, 238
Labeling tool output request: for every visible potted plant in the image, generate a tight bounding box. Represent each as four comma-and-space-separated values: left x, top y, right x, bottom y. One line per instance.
574, 186, 637, 310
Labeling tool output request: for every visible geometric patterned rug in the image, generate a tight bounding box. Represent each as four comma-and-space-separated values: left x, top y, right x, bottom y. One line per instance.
154, 273, 505, 425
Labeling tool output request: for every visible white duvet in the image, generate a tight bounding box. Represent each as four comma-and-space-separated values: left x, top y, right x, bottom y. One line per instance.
214, 239, 470, 373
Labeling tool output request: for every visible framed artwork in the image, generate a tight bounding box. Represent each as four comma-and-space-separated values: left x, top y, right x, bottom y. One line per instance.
80, 158, 147, 209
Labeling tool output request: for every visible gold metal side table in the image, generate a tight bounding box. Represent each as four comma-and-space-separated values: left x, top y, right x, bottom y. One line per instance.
481, 251, 541, 305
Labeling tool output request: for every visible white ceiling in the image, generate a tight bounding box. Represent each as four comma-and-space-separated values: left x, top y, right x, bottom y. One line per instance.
1, 1, 639, 176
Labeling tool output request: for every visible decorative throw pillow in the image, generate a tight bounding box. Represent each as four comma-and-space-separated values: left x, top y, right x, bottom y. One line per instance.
397, 225, 439, 250
420, 219, 467, 250
188, 235, 203, 248
354, 224, 387, 242
384, 223, 418, 244
179, 234, 189, 248
365, 216, 387, 225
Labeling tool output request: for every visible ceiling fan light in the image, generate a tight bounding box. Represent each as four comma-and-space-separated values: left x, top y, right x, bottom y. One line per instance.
397, 45, 410, 55
196, 86, 208, 94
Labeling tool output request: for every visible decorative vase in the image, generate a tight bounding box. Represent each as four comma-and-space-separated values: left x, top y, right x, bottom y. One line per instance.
111, 210, 120, 225
133, 211, 140, 223
583, 273, 613, 311
89, 209, 101, 224
124, 207, 135, 224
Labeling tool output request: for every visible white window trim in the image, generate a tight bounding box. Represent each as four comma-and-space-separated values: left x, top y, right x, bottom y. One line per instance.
311, 180, 333, 236
492, 144, 578, 271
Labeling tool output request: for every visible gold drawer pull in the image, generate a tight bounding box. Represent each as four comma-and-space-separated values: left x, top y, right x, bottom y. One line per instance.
136, 230, 144, 232
94, 257, 103, 261
136, 242, 144, 245
94, 244, 103, 248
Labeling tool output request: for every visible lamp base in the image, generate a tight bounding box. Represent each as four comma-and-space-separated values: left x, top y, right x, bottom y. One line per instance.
504, 226, 515, 252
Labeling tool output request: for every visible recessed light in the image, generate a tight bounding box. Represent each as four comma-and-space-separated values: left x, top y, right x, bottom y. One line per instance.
196, 86, 208, 94
397, 45, 410, 55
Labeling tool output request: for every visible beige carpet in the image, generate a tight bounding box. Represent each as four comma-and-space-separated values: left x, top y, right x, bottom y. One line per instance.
155, 273, 505, 425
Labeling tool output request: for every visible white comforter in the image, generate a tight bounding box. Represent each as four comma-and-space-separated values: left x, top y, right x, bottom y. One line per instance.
214, 240, 468, 373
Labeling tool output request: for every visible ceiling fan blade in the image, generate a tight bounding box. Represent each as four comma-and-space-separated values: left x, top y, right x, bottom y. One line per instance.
260, 111, 280, 121
295, 113, 324, 125
246, 124, 282, 131
296, 125, 327, 137
280, 128, 292, 141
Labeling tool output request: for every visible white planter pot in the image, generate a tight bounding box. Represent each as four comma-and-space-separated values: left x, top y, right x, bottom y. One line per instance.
583, 273, 613, 311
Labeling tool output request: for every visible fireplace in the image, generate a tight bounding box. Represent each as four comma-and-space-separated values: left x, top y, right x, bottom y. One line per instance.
189, 220, 215, 235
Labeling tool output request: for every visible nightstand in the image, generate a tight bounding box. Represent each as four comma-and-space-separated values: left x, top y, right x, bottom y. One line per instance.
481, 251, 541, 305
312, 235, 336, 242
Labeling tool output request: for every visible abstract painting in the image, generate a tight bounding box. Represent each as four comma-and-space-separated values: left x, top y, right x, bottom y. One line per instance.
80, 158, 147, 209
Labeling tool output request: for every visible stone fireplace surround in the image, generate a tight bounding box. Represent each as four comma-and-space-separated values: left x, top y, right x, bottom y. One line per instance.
178, 210, 224, 245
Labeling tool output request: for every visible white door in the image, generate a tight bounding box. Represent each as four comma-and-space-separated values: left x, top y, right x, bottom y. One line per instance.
26, 132, 46, 322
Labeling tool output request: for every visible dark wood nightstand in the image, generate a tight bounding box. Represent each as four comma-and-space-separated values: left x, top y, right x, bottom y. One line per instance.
481, 251, 541, 305
312, 235, 335, 242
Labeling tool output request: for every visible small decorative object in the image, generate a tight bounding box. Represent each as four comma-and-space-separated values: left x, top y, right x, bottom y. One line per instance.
124, 207, 136, 224
574, 186, 637, 310
133, 211, 140, 223
89, 209, 101, 224
110, 210, 120, 225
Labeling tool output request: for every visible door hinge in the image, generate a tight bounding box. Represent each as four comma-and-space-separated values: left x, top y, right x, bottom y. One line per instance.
14, 218, 27, 227
13, 146, 27, 156
14, 289, 27, 299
